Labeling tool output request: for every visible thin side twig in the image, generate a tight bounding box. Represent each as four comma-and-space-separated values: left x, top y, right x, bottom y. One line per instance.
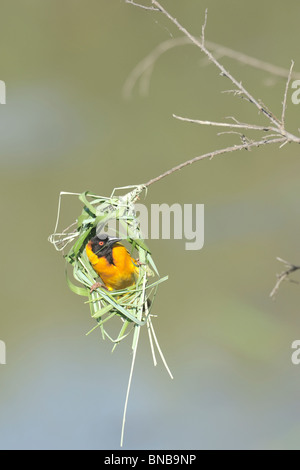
172, 114, 275, 133
201, 8, 208, 47
270, 257, 300, 298
125, 0, 160, 11
281, 60, 294, 129
144, 137, 285, 187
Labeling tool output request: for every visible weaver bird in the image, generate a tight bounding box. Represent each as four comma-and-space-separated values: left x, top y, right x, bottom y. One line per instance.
86, 234, 139, 292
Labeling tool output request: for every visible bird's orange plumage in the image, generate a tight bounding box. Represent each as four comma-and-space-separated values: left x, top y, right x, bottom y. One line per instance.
86, 236, 139, 291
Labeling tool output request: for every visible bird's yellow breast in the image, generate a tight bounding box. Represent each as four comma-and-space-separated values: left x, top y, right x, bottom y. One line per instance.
86, 242, 138, 291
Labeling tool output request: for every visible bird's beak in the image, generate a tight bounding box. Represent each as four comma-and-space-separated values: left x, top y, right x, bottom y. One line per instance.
107, 237, 122, 246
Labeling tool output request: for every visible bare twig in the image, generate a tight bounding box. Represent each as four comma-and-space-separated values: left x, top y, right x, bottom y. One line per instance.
151, 0, 281, 127
144, 137, 285, 187
208, 44, 300, 80
123, 1, 300, 186
126, 1, 300, 299
270, 257, 300, 298
125, 0, 160, 11
201, 8, 208, 47
172, 114, 275, 132
125, 2, 300, 169
281, 60, 294, 129
148, 0, 300, 144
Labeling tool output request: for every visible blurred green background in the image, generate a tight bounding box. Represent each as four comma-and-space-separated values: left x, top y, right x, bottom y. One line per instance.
1, 0, 300, 450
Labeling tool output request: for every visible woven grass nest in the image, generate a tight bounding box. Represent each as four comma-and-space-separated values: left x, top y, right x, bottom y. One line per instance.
49, 185, 172, 446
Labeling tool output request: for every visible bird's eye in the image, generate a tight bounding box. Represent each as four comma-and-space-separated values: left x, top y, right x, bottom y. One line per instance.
99, 241, 104, 246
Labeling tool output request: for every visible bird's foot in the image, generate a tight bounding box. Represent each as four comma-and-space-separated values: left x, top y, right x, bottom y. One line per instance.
90, 282, 108, 293
135, 258, 146, 267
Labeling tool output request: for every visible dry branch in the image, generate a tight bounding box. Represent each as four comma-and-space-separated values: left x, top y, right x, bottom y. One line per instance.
125, 1, 300, 186
144, 137, 285, 187
126, 1, 300, 295
270, 258, 300, 298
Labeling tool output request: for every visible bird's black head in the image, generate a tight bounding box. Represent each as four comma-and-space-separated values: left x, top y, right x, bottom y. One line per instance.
89, 234, 121, 258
